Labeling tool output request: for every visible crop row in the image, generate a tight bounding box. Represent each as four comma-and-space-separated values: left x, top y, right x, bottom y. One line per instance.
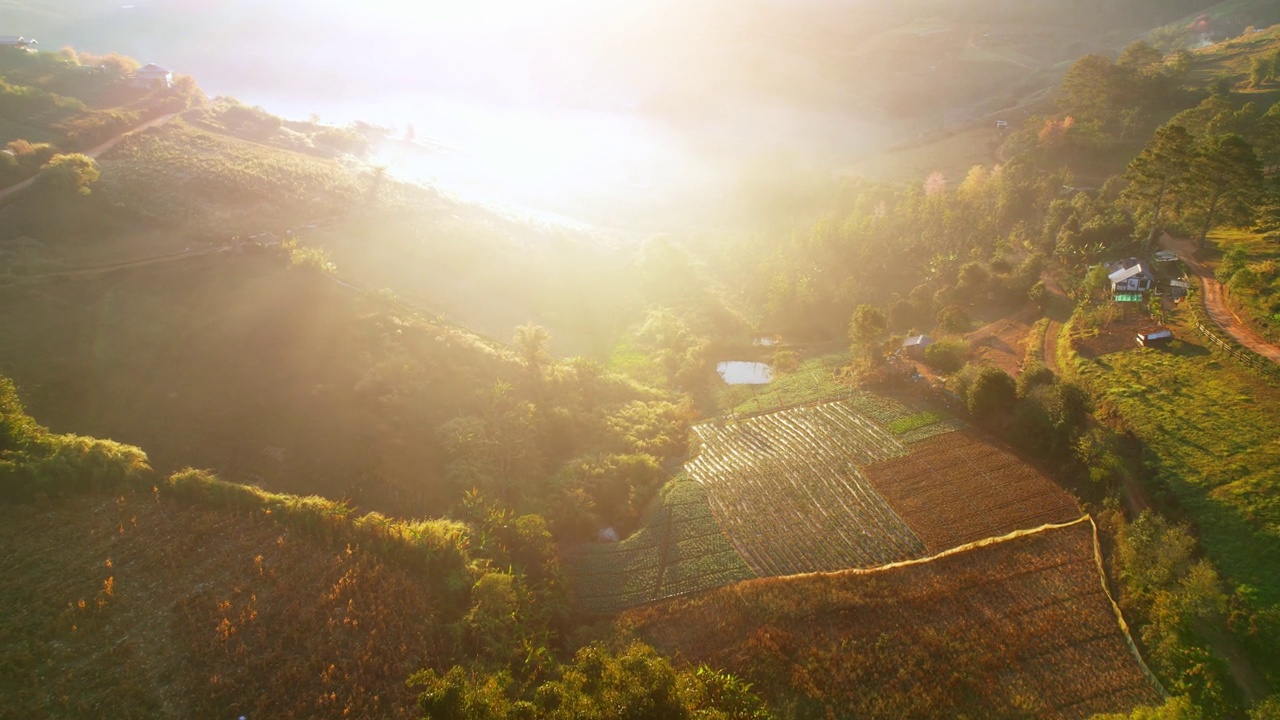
846, 393, 963, 444
571, 481, 754, 614
862, 430, 1081, 553
687, 399, 926, 576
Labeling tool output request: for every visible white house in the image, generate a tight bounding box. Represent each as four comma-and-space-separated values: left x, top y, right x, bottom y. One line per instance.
132, 63, 173, 89
1106, 258, 1154, 298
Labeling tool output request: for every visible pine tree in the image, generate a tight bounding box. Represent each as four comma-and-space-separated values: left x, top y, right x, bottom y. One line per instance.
1187, 133, 1263, 248
1120, 124, 1195, 238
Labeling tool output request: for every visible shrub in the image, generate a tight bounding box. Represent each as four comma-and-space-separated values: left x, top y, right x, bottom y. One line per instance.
923, 338, 966, 373
965, 365, 1017, 424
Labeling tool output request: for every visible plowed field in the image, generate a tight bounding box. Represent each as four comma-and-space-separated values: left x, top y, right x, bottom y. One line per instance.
863, 429, 1080, 552
622, 519, 1162, 720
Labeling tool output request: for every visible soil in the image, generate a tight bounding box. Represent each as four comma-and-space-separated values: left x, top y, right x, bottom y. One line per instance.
1162, 233, 1280, 365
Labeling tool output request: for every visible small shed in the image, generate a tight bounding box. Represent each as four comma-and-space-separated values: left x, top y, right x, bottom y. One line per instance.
1136, 327, 1173, 347
902, 334, 934, 359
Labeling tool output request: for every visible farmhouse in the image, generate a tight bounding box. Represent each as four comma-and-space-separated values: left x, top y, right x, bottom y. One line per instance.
901, 334, 934, 359
1105, 258, 1154, 301
131, 63, 173, 89
1136, 326, 1173, 347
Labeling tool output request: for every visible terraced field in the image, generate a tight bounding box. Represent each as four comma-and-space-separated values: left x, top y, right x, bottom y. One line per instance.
686, 399, 927, 575
572, 481, 754, 614
623, 518, 1163, 720
862, 429, 1081, 552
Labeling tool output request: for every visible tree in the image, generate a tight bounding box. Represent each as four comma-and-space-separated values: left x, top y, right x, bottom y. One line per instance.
34, 153, 99, 196
1186, 134, 1263, 247
1251, 56, 1270, 88
1121, 124, 1194, 238
1117, 41, 1164, 77
1256, 176, 1280, 240
1059, 54, 1123, 125
513, 324, 550, 377
966, 365, 1016, 424
847, 304, 887, 363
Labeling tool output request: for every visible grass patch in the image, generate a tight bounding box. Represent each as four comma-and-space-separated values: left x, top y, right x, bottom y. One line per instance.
1068, 318, 1280, 669
887, 410, 944, 435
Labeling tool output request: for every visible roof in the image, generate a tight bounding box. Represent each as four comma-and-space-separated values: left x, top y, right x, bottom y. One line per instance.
1108, 263, 1151, 284
1137, 327, 1173, 339
1154, 251, 1179, 262
902, 335, 933, 347
135, 63, 171, 75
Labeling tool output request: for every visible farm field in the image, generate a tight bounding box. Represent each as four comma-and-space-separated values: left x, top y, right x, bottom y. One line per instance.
571, 480, 754, 614
686, 399, 927, 576
621, 518, 1163, 720
862, 429, 1081, 552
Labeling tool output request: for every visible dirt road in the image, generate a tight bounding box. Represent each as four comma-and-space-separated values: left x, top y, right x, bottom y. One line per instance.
0, 112, 178, 205
1161, 234, 1280, 365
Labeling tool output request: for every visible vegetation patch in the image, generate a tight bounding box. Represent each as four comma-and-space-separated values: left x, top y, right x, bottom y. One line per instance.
0, 490, 446, 719
1069, 328, 1280, 676
686, 399, 925, 576
622, 519, 1163, 720
570, 480, 754, 614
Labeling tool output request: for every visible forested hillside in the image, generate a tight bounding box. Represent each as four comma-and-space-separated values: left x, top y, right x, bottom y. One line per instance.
7, 12, 1280, 720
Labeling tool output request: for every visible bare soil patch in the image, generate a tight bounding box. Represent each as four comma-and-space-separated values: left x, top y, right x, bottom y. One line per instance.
861, 429, 1080, 552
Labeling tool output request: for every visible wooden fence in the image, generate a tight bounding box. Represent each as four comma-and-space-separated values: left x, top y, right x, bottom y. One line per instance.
1185, 291, 1280, 382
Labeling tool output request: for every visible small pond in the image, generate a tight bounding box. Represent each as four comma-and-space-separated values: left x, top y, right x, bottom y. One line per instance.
716, 361, 774, 385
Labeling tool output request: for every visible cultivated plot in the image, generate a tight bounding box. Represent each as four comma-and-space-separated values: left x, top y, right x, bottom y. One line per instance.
625, 519, 1163, 720
686, 399, 926, 576
863, 429, 1080, 552
572, 481, 755, 614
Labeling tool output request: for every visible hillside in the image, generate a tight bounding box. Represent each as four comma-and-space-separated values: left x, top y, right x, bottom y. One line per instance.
621, 519, 1163, 720
1, 490, 446, 719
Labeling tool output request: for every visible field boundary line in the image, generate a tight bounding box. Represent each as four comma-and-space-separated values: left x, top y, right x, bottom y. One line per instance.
1087, 515, 1168, 701
769, 515, 1092, 580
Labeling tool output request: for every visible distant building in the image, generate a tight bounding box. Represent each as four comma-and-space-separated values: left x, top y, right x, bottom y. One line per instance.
131, 63, 173, 89
1106, 258, 1154, 301
0, 36, 35, 49
902, 334, 934, 359
1136, 327, 1173, 347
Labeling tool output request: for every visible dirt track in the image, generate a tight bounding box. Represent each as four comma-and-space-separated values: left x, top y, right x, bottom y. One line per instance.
1161, 234, 1280, 365
0, 112, 177, 205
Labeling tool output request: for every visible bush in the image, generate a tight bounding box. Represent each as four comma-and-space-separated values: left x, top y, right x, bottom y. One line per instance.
965, 365, 1017, 424
923, 338, 966, 373
936, 304, 971, 333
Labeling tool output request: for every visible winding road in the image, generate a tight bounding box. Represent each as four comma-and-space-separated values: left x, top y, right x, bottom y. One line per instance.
1160, 234, 1280, 365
